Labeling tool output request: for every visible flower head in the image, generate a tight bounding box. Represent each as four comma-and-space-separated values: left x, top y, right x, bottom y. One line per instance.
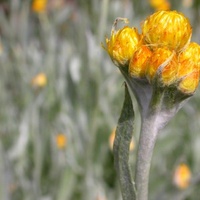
173, 163, 191, 189
146, 47, 177, 85
177, 42, 200, 94
129, 45, 152, 78
104, 18, 140, 67
142, 10, 192, 51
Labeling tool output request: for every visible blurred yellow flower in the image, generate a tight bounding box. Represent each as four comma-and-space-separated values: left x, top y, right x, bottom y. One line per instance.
146, 47, 177, 85
31, 73, 47, 88
32, 0, 47, 13
149, 0, 171, 11
56, 133, 67, 149
173, 163, 191, 189
103, 18, 140, 67
142, 10, 192, 51
109, 128, 135, 151
129, 45, 152, 78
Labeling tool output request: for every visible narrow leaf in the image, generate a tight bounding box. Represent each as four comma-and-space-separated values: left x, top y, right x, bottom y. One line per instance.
113, 83, 136, 200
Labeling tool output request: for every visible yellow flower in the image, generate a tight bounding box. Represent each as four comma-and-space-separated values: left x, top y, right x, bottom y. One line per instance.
56, 133, 67, 149
109, 128, 135, 151
31, 73, 47, 88
142, 10, 192, 51
32, 0, 47, 13
177, 42, 200, 94
173, 163, 191, 189
146, 47, 177, 85
129, 45, 152, 78
104, 18, 140, 67
149, 0, 171, 11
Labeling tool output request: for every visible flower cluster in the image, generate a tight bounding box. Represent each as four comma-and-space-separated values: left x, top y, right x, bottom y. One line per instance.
104, 11, 200, 95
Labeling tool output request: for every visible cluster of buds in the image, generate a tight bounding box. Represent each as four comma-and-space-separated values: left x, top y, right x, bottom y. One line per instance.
104, 10, 200, 95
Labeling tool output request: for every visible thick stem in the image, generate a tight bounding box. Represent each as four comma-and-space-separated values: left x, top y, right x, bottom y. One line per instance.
135, 112, 160, 200
135, 88, 171, 200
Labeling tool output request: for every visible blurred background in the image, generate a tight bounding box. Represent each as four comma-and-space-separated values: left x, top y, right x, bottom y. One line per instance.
0, 0, 200, 200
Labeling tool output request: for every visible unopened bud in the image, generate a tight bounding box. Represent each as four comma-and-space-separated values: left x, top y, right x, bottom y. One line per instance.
146, 48, 177, 85
177, 42, 200, 94
129, 45, 152, 78
103, 18, 140, 67
142, 10, 192, 51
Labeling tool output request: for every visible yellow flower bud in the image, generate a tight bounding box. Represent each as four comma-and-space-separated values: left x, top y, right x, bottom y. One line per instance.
104, 18, 140, 66
178, 42, 200, 70
173, 163, 191, 189
146, 48, 177, 85
177, 42, 200, 94
178, 70, 199, 94
142, 11, 192, 51
129, 45, 152, 78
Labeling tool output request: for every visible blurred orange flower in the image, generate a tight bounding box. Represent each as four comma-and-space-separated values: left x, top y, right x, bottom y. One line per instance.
109, 128, 135, 152
56, 133, 67, 149
31, 73, 47, 88
149, 0, 171, 11
32, 0, 47, 13
173, 163, 191, 189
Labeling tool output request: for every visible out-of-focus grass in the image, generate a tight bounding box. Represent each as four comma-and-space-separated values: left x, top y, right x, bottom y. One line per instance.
0, 0, 200, 200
